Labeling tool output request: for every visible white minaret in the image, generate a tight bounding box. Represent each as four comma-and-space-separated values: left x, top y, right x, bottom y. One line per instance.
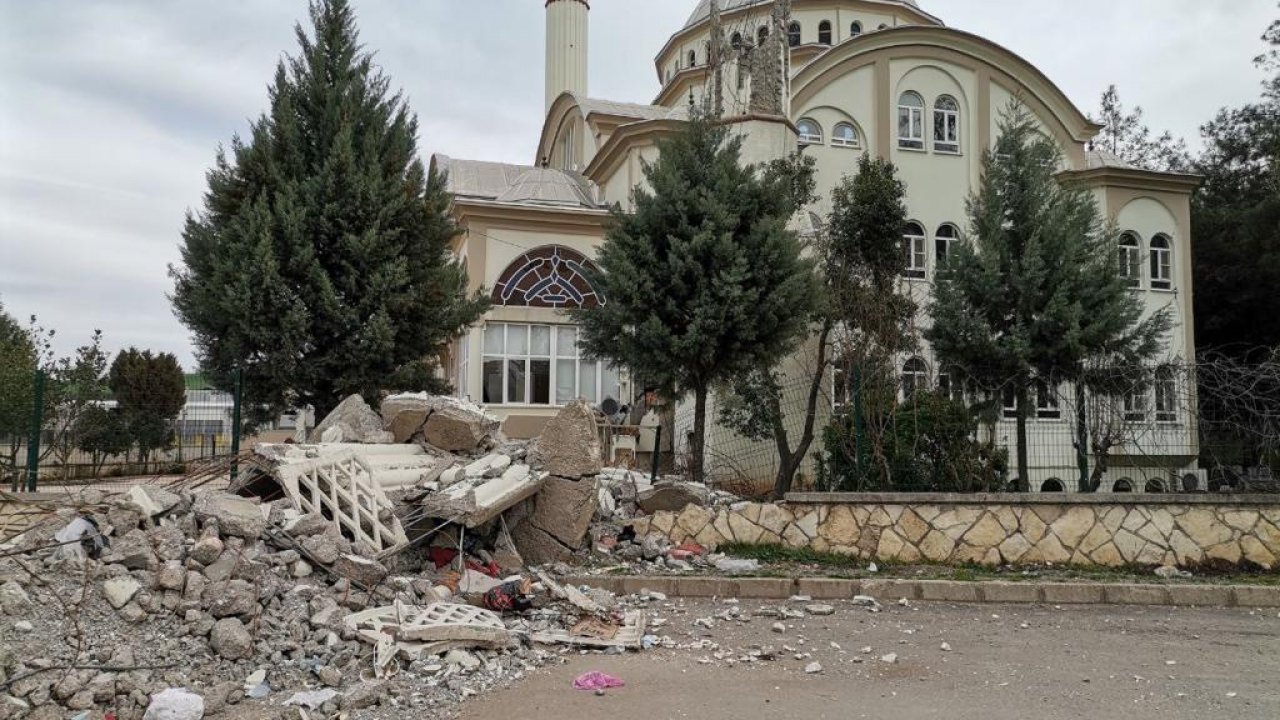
545, 0, 589, 112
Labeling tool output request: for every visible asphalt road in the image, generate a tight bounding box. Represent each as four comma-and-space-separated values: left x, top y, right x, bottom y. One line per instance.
461, 599, 1280, 720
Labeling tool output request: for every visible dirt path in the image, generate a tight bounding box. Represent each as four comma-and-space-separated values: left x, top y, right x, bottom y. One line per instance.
461, 600, 1280, 720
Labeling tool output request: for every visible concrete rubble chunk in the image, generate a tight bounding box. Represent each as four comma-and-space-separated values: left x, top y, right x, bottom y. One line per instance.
528, 476, 599, 548
344, 602, 511, 650
332, 554, 389, 588
405, 394, 501, 453
637, 483, 708, 515
210, 618, 254, 660
422, 464, 547, 528
206, 579, 257, 618
531, 399, 602, 478
510, 522, 574, 566
102, 577, 141, 610
310, 393, 395, 444
143, 688, 204, 720
275, 452, 409, 554
379, 394, 432, 443
192, 493, 267, 539
284, 688, 339, 709
127, 485, 181, 519
0, 581, 32, 615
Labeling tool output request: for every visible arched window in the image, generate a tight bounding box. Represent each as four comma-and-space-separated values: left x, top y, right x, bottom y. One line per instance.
933, 95, 961, 153
492, 245, 603, 309
818, 20, 832, 45
1150, 234, 1173, 290
688, 49, 697, 67
1124, 379, 1147, 422
935, 223, 959, 267
850, 21, 863, 37
902, 221, 926, 278
898, 91, 925, 150
797, 118, 823, 145
787, 21, 801, 47
1155, 366, 1177, 422
758, 25, 770, 45
1112, 477, 1135, 493
1118, 232, 1142, 287
1144, 478, 1167, 493
832, 122, 859, 148
731, 32, 744, 50
1040, 478, 1065, 492
901, 357, 928, 398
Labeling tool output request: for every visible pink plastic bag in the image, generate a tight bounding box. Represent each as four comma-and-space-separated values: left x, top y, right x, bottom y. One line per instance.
572, 671, 625, 691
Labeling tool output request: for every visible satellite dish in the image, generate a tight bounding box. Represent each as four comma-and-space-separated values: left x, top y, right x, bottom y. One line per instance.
600, 397, 620, 416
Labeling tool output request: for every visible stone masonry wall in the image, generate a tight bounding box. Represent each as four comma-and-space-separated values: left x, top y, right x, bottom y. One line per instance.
627, 494, 1280, 569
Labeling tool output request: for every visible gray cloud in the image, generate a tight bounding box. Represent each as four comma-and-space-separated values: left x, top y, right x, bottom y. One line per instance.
0, 0, 1273, 369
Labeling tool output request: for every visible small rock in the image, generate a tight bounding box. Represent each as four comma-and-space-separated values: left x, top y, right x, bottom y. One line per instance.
12, 621, 33, 633
867, 563, 878, 573
102, 577, 141, 610
210, 618, 254, 660
143, 687, 204, 720
318, 666, 343, 687
771, 622, 786, 633
1154, 565, 1180, 579
0, 580, 32, 614
852, 595, 879, 607
940, 642, 952, 652
880, 653, 898, 664
805, 604, 835, 616
804, 662, 823, 674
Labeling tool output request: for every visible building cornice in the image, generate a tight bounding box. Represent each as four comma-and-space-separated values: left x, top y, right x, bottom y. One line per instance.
583, 118, 687, 185
451, 198, 609, 234
1058, 167, 1203, 195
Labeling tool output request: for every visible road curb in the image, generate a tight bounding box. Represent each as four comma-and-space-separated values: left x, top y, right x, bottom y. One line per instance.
563, 575, 1279, 608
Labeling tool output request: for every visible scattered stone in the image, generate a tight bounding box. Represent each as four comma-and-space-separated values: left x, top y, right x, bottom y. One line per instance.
310, 393, 395, 444
852, 595, 880, 607
804, 662, 823, 674
771, 622, 786, 633
1154, 565, 1180, 579
637, 484, 707, 515
102, 577, 141, 610
0, 581, 31, 615
881, 653, 898, 664
193, 494, 267, 539
13, 621, 33, 633
284, 688, 339, 709
332, 554, 389, 588
805, 604, 835, 616
940, 642, 952, 652
714, 557, 760, 574
210, 618, 254, 660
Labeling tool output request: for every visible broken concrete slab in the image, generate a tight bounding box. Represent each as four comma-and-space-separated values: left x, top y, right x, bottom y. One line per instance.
531, 399, 602, 478
510, 522, 574, 566
637, 483, 708, 515
192, 493, 267, 539
102, 576, 141, 610
421, 396, 500, 453
309, 394, 395, 444
529, 476, 598, 548
379, 394, 432, 443
421, 464, 547, 528
344, 602, 510, 651
275, 452, 409, 555
532, 609, 646, 649
332, 554, 389, 588
126, 485, 181, 519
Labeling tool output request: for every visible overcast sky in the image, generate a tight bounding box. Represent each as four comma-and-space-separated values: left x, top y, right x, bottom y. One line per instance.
1, 0, 1274, 370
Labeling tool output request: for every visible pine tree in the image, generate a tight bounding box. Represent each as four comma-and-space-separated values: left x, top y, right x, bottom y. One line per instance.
574, 113, 819, 484
1090, 85, 1191, 172
108, 349, 186, 464
171, 0, 487, 422
928, 103, 1169, 489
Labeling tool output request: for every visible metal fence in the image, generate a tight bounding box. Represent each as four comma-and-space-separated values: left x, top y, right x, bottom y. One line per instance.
691, 352, 1280, 494
1, 370, 246, 491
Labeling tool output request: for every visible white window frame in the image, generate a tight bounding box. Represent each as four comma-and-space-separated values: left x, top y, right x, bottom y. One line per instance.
933, 95, 961, 154
1034, 379, 1061, 420
1150, 235, 1173, 290
901, 357, 928, 399
831, 122, 859, 148
850, 21, 863, 37
902, 223, 927, 278
898, 92, 925, 150
561, 123, 576, 171
482, 323, 619, 407
1119, 232, 1142, 288
455, 335, 470, 400
818, 20, 832, 45
797, 118, 824, 146
1124, 384, 1147, 422
787, 21, 801, 47
935, 223, 959, 268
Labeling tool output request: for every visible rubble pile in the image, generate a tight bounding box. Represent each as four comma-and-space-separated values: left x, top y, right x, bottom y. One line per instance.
0, 392, 738, 719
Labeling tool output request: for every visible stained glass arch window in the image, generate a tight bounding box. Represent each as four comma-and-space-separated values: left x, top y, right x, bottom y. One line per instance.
492, 245, 604, 309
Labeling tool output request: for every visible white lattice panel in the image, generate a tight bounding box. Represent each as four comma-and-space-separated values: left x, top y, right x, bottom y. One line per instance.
276, 451, 408, 553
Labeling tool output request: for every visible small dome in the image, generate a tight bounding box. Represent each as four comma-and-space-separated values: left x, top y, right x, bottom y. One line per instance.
681, 0, 925, 30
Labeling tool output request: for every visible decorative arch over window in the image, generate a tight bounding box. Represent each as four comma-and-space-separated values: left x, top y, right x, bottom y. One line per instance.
797, 118, 823, 145
933, 94, 961, 153
787, 21, 801, 47
901, 357, 928, 398
935, 223, 960, 267
757, 25, 770, 45
1119, 232, 1142, 287
832, 122, 859, 148
492, 245, 603, 309
688, 49, 697, 67
850, 21, 863, 37
898, 91, 925, 149
1150, 234, 1173, 290
818, 20, 832, 45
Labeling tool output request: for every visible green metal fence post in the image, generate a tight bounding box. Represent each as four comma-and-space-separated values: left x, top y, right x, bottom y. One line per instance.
24, 370, 45, 492
230, 367, 243, 483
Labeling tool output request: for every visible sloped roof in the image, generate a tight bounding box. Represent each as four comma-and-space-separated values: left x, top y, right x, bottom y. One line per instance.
575, 96, 689, 122
434, 155, 600, 209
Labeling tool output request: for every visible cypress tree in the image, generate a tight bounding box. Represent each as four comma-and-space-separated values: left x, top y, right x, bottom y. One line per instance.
928, 103, 1169, 489
574, 113, 819, 484
171, 0, 486, 421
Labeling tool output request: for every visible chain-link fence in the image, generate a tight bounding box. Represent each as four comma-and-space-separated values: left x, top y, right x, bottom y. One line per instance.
1, 371, 247, 491
684, 352, 1280, 495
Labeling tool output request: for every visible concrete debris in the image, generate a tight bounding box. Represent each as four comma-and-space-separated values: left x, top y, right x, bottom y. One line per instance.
805, 661, 824, 674
531, 399, 603, 478
283, 688, 338, 709
309, 393, 395, 444
142, 688, 204, 720
715, 557, 761, 574
636, 483, 708, 514
192, 493, 267, 539
805, 604, 835, 616
422, 463, 547, 528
